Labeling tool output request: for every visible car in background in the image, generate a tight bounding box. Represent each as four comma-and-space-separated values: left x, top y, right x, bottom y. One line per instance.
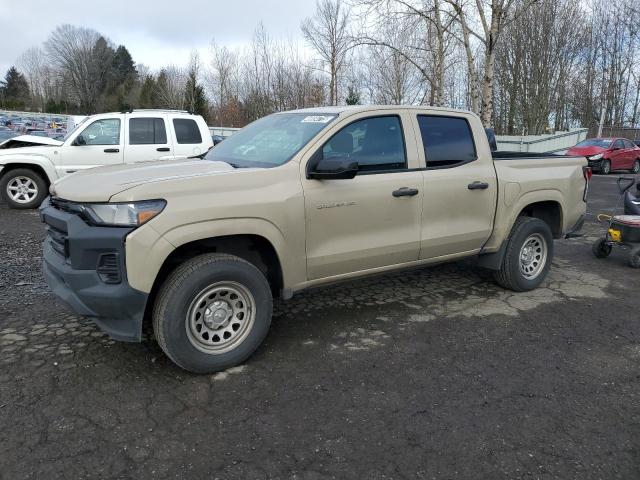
25, 130, 48, 137
566, 137, 640, 174
0, 126, 17, 142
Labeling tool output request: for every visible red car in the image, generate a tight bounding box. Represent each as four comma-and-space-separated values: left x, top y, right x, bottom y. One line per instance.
567, 137, 640, 175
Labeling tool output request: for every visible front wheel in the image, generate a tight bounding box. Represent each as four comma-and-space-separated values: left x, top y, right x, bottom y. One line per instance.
493, 217, 554, 291
601, 160, 611, 175
592, 238, 612, 258
0, 168, 48, 209
153, 253, 273, 374
631, 160, 640, 174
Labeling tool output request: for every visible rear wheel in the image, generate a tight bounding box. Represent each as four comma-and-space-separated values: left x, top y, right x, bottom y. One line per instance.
0, 168, 48, 209
632, 159, 640, 174
601, 160, 611, 175
629, 251, 640, 268
494, 217, 554, 291
153, 253, 273, 374
592, 238, 612, 258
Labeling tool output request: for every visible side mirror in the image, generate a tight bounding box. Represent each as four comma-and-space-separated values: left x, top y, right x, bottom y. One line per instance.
307, 156, 358, 180
73, 134, 86, 146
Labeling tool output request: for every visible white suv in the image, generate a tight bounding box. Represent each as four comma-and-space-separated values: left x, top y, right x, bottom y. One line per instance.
0, 109, 212, 208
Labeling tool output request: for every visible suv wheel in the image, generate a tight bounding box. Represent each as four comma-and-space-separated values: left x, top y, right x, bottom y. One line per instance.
0, 168, 48, 209
601, 160, 611, 175
153, 253, 273, 374
494, 217, 554, 291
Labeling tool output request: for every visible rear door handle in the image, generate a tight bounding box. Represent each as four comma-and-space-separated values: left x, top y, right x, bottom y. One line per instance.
104, 148, 120, 153
156, 147, 170, 152
468, 181, 489, 190
392, 187, 419, 197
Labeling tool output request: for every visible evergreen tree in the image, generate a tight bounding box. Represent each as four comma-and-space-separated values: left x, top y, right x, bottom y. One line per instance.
138, 75, 157, 108
345, 85, 360, 105
0, 66, 30, 108
112, 45, 137, 85
184, 69, 208, 120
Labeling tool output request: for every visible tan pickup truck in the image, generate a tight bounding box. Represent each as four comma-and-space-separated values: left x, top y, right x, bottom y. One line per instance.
40, 106, 589, 373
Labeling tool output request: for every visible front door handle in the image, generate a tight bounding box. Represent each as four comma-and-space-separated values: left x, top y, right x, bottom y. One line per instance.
468, 181, 489, 190
392, 187, 419, 197
156, 147, 170, 152
104, 148, 120, 153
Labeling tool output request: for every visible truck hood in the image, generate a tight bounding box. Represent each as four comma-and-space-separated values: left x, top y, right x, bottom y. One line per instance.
566, 145, 606, 157
52, 159, 238, 202
0, 134, 63, 149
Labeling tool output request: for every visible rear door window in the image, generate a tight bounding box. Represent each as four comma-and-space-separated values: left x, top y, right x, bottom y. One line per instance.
129, 118, 167, 145
417, 115, 477, 168
173, 118, 202, 144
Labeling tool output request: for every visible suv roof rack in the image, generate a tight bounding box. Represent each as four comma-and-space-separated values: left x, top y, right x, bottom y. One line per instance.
119, 108, 193, 114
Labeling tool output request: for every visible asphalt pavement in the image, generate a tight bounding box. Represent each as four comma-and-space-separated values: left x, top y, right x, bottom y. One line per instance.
0, 173, 639, 479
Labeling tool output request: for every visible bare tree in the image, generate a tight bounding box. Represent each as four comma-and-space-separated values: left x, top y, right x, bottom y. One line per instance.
45, 25, 109, 113
302, 0, 352, 105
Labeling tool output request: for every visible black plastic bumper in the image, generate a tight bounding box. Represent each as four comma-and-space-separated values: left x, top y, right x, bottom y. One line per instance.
40, 197, 148, 342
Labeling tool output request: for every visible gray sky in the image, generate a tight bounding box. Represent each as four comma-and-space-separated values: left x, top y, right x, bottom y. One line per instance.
0, 0, 317, 76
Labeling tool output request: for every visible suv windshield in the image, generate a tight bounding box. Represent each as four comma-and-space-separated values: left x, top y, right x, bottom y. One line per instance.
204, 113, 336, 168
575, 138, 613, 148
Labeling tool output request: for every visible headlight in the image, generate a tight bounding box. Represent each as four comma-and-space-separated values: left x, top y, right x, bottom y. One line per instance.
588, 153, 604, 160
81, 200, 166, 227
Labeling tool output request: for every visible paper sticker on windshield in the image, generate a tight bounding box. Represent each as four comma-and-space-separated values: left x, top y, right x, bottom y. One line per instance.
301, 115, 334, 123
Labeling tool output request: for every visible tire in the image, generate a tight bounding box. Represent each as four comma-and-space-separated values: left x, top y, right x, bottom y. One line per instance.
153, 253, 273, 374
592, 238, 612, 258
493, 217, 554, 292
0, 168, 48, 209
601, 160, 611, 175
629, 251, 640, 268
632, 160, 640, 174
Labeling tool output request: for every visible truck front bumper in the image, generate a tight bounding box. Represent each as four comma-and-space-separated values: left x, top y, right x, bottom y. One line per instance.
40, 197, 148, 342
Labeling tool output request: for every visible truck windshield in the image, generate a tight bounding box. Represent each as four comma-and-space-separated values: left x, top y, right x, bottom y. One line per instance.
204, 113, 336, 168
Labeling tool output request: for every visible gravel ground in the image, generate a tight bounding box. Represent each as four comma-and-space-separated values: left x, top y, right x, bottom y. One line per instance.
0, 174, 639, 479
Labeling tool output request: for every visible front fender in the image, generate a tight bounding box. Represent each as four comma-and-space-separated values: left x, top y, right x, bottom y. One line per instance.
125, 217, 303, 294
0, 152, 58, 182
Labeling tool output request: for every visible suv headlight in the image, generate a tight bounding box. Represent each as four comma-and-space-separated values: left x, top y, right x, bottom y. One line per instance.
588, 153, 604, 160
81, 200, 166, 227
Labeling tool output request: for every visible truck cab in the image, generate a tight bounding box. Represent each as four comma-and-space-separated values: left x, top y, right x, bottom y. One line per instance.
0, 109, 212, 209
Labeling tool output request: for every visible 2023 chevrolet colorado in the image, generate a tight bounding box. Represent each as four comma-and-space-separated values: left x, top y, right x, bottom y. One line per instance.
40, 106, 589, 373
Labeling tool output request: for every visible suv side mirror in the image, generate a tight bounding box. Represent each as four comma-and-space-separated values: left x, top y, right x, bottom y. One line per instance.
73, 134, 86, 146
307, 155, 358, 180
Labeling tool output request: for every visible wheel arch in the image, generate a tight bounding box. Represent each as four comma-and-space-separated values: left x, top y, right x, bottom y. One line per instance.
517, 200, 563, 239
0, 159, 56, 186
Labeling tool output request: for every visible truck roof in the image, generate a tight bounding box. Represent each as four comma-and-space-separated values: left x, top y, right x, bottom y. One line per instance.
282, 105, 478, 117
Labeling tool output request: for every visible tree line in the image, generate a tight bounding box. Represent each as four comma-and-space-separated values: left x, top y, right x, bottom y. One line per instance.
1, 0, 639, 135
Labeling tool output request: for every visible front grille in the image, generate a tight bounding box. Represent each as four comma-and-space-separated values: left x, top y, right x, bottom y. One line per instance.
97, 253, 121, 284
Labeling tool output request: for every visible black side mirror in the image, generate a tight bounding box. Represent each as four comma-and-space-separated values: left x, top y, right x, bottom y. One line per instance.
73, 134, 86, 146
307, 156, 358, 180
